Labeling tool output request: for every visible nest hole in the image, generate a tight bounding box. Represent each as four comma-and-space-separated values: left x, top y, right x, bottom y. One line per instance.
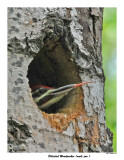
27, 42, 84, 114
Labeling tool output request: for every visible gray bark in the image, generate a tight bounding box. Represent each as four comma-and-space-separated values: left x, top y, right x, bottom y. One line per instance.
8, 7, 113, 152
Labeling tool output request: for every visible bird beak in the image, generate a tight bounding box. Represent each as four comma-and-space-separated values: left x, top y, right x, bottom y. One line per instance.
74, 81, 92, 87
52, 81, 92, 95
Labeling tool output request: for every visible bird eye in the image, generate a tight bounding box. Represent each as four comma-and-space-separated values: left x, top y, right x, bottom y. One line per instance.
32, 88, 46, 98
39, 88, 46, 94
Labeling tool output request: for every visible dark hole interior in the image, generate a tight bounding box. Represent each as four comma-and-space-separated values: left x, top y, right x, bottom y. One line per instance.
27, 42, 83, 114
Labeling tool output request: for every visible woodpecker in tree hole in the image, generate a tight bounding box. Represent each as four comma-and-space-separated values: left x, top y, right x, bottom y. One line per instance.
31, 82, 92, 110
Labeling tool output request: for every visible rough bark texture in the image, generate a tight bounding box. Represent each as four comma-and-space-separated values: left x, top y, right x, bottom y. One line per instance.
8, 7, 113, 152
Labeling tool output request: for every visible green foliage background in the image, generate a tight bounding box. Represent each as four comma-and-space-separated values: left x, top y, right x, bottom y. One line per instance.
102, 8, 116, 152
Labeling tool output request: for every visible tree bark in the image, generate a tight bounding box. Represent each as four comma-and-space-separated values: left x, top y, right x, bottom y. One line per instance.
8, 7, 113, 152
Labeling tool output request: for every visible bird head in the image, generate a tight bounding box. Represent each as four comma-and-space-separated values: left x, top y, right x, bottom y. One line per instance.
31, 81, 92, 110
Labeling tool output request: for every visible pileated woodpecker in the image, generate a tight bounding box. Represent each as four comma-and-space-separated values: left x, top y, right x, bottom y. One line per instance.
31, 82, 92, 110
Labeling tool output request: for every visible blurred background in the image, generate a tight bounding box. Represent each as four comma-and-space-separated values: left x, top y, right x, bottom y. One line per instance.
102, 8, 116, 152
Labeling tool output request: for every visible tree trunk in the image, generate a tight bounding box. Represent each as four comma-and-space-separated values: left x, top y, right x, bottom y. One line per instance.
8, 7, 113, 152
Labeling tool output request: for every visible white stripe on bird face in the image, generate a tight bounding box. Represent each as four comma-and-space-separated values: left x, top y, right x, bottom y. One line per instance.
32, 88, 47, 97
32, 89, 54, 104
32, 87, 74, 110
38, 94, 65, 110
